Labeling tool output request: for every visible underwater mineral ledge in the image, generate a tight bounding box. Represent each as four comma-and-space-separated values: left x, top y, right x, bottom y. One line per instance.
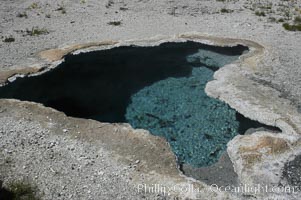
0, 41, 273, 170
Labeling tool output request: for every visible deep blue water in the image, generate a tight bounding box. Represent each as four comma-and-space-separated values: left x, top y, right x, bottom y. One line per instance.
0, 41, 270, 167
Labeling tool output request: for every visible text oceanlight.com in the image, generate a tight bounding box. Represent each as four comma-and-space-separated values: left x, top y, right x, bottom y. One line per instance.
136, 184, 300, 196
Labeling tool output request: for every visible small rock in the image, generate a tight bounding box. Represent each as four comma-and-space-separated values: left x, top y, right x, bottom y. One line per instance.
97, 171, 104, 176
49, 142, 55, 148
4, 149, 12, 154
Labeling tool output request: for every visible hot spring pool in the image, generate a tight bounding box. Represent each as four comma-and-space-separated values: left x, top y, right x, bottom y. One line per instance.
0, 41, 270, 167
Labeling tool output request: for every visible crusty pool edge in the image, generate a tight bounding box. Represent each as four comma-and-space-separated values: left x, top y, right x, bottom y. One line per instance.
1, 33, 301, 199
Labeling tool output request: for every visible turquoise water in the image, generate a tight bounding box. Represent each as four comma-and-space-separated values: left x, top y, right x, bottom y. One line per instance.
126, 49, 241, 167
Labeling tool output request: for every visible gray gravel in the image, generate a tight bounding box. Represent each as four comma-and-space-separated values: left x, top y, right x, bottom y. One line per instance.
0, 115, 167, 200
1, 0, 301, 199
282, 155, 301, 188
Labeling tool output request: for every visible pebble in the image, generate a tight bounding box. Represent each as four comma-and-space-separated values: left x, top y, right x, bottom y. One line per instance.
97, 171, 104, 176
49, 142, 55, 148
